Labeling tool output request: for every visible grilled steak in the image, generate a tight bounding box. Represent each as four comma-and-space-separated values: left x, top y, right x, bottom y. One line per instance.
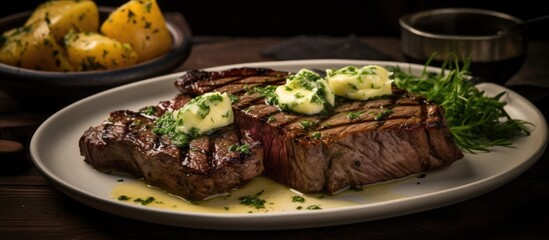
79, 94, 264, 200
176, 67, 464, 194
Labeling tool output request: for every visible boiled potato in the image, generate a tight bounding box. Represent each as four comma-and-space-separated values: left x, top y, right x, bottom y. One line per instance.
64, 31, 139, 71
0, 21, 74, 71
101, 0, 172, 63
25, 0, 99, 42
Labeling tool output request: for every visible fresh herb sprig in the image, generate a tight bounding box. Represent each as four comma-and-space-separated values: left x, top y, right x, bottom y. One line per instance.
390, 60, 533, 153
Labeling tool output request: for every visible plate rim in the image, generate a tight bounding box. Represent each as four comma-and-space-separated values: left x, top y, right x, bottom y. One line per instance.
30, 59, 548, 230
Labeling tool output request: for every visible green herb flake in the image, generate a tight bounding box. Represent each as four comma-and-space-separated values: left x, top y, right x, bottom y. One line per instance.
299, 120, 315, 130
243, 106, 254, 113
140, 106, 156, 116
221, 111, 231, 118
228, 94, 239, 103
117, 195, 131, 201
229, 144, 250, 154
144, 21, 152, 29
347, 83, 358, 90
134, 196, 155, 205
153, 111, 192, 148
144, 1, 153, 12
292, 195, 305, 203
347, 111, 364, 120
309, 94, 324, 105
127, 10, 136, 22
311, 132, 322, 139
374, 109, 392, 120
238, 190, 266, 209
184, 93, 224, 119
80, 56, 106, 71
250, 85, 279, 106
306, 205, 322, 210
266, 116, 277, 123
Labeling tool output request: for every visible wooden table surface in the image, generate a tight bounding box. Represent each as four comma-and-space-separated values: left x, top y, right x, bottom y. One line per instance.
1, 36, 548, 239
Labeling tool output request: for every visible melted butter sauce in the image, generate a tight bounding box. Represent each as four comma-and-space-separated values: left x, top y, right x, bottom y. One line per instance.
111, 175, 413, 214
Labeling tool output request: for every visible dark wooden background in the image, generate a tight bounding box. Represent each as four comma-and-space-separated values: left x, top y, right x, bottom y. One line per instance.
2, 0, 548, 39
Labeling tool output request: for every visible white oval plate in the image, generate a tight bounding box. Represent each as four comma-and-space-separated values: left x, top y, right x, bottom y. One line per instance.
30, 60, 548, 230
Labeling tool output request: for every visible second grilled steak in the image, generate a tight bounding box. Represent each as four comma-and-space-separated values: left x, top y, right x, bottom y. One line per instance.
176, 67, 464, 194
79, 94, 264, 200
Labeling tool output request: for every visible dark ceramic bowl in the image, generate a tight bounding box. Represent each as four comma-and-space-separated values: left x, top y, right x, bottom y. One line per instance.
0, 7, 192, 111
399, 8, 527, 85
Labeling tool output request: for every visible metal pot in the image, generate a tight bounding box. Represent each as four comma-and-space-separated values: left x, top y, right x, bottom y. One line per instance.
399, 8, 528, 84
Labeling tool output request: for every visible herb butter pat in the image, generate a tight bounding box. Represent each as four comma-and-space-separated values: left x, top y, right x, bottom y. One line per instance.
275, 69, 335, 115
326, 65, 393, 101
172, 92, 234, 134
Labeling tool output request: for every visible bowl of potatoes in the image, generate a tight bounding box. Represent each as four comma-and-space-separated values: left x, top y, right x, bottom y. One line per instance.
0, 0, 192, 110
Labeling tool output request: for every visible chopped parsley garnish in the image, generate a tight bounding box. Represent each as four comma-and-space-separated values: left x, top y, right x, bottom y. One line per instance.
144, 21, 152, 29
266, 116, 277, 123
306, 205, 322, 210
144, 1, 153, 12
310, 94, 324, 105
296, 204, 323, 210
153, 112, 197, 148
127, 9, 136, 22
80, 56, 106, 71
347, 111, 364, 120
299, 120, 315, 130
243, 106, 254, 113
228, 94, 239, 103
248, 85, 279, 105
140, 106, 156, 116
238, 190, 266, 209
117, 195, 131, 201
347, 83, 358, 90
222, 111, 231, 118
374, 109, 393, 120
311, 132, 322, 139
292, 195, 305, 203
134, 196, 155, 205
229, 144, 251, 154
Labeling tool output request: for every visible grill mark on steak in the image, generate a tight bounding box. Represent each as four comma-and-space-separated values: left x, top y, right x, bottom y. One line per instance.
79, 93, 264, 200
175, 67, 464, 194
